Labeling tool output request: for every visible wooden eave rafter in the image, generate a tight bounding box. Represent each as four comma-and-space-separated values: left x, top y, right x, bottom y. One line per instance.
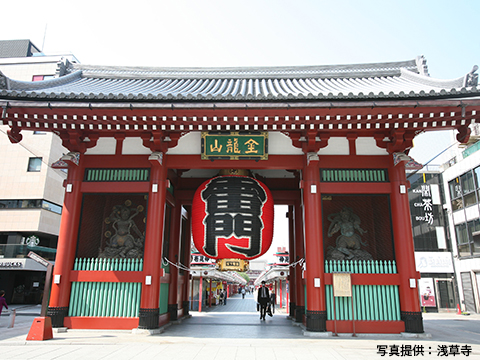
1, 99, 478, 137
1, 97, 479, 153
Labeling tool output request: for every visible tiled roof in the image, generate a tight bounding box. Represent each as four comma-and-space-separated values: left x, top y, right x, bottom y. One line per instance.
0, 56, 478, 102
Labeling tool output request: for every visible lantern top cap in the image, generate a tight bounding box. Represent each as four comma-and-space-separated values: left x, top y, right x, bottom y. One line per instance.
219, 169, 249, 176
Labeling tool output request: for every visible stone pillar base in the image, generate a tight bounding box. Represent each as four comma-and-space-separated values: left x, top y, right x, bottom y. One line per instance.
138, 308, 159, 329
401, 311, 424, 333
306, 310, 326, 332
47, 306, 69, 328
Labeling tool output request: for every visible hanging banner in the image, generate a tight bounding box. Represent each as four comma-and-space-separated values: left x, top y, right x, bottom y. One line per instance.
192, 175, 274, 260
418, 278, 436, 307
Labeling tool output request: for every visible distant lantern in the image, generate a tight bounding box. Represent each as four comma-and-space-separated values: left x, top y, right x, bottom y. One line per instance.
192, 175, 274, 260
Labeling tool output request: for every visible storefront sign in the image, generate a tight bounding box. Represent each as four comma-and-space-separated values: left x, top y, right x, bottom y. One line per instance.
0, 260, 23, 268
192, 175, 274, 260
415, 252, 454, 273
418, 278, 436, 307
413, 185, 434, 225
201, 132, 268, 160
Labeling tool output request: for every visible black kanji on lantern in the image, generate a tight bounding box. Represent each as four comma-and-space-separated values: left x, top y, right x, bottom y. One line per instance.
201, 176, 267, 258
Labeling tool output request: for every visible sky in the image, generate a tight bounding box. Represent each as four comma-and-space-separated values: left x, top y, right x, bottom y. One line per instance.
2, 0, 479, 262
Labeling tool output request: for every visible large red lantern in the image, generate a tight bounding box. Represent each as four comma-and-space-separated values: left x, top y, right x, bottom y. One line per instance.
192, 175, 274, 260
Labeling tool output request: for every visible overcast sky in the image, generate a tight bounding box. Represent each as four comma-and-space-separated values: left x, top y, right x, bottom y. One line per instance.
2, 0, 479, 262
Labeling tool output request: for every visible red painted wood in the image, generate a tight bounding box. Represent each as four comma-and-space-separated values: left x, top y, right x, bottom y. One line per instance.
320, 183, 391, 194
319, 155, 391, 168
326, 320, 405, 334
294, 201, 305, 310
166, 154, 304, 170
302, 158, 326, 313
323, 273, 401, 285
389, 162, 422, 314
159, 313, 169, 327
70, 271, 144, 283
288, 206, 296, 306
140, 160, 168, 309
81, 182, 150, 193
168, 203, 183, 306
49, 160, 84, 308
64, 317, 139, 330
82, 155, 151, 168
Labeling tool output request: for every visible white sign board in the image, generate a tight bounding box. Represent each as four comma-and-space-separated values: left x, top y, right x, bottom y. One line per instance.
415, 252, 454, 273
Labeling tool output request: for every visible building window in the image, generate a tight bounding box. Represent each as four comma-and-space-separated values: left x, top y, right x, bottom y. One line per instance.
0, 199, 62, 214
32, 75, 54, 81
455, 219, 480, 257
27, 157, 42, 172
449, 178, 464, 210
448, 168, 480, 211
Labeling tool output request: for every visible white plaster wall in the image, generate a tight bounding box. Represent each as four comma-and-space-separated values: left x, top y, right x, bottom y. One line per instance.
122, 137, 151, 155
167, 132, 201, 154
318, 137, 349, 155
267, 132, 303, 155
355, 137, 389, 155
85, 137, 116, 155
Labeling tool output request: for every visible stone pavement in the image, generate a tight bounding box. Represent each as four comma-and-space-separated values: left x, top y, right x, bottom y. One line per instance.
1, 293, 479, 359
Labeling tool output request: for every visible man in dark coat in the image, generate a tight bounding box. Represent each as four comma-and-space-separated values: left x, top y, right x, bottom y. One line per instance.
257, 281, 270, 320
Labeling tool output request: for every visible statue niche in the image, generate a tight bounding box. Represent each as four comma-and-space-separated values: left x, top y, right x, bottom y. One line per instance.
98, 201, 145, 259
326, 206, 373, 261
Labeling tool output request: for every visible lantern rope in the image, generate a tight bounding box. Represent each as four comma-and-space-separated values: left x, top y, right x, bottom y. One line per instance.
163, 257, 192, 272
289, 258, 305, 268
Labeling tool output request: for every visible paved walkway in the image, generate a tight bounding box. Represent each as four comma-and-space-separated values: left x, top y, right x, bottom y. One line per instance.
1, 293, 479, 359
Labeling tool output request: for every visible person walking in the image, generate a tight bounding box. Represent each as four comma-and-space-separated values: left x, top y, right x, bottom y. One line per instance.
0, 290, 8, 318
241, 287, 246, 299
257, 281, 270, 320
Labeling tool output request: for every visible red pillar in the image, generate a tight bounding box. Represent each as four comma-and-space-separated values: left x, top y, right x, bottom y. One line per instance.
167, 203, 182, 321
198, 275, 203, 313
294, 200, 306, 323
138, 154, 168, 329
182, 206, 192, 316
279, 279, 283, 308
48, 157, 83, 327
287, 205, 296, 318
389, 162, 423, 333
302, 155, 326, 331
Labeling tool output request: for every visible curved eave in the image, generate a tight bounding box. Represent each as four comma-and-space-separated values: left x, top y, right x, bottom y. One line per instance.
1, 86, 479, 104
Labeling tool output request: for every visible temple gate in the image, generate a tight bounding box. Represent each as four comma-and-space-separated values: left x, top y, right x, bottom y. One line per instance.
1, 57, 479, 333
